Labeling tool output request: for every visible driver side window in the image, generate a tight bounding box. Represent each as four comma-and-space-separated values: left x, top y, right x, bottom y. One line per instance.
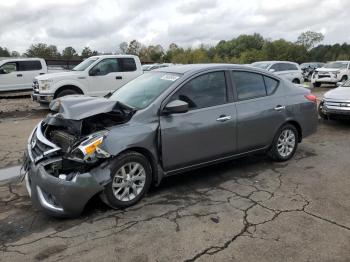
0, 62, 17, 74
170, 71, 227, 110
91, 58, 119, 76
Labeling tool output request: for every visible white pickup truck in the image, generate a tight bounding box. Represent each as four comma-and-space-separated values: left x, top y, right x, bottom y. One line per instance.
32, 55, 143, 105
0, 58, 49, 91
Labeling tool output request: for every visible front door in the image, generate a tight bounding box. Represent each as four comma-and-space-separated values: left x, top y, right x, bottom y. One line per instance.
0, 61, 25, 91
160, 71, 237, 171
88, 58, 123, 96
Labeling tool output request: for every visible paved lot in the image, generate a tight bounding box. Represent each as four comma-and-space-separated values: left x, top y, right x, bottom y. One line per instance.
0, 89, 349, 261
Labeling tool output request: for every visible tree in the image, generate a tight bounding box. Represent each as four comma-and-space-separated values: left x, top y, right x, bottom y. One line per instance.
296, 31, 324, 50
119, 42, 128, 54
127, 40, 142, 55
0, 47, 10, 57
11, 51, 20, 57
25, 43, 60, 58
62, 46, 78, 59
81, 46, 98, 58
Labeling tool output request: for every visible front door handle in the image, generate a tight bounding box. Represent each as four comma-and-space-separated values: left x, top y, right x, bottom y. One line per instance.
17, 74, 23, 77
216, 115, 232, 122
274, 105, 286, 111
116, 76, 122, 80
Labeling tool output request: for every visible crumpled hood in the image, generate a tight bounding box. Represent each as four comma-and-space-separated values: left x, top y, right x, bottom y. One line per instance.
49, 95, 134, 120
36, 71, 84, 81
324, 87, 350, 101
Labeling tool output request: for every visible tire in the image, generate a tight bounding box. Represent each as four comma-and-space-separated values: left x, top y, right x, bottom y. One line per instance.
318, 102, 328, 120
313, 82, 321, 88
268, 124, 298, 162
100, 151, 152, 209
340, 75, 348, 82
55, 89, 79, 98
292, 78, 300, 84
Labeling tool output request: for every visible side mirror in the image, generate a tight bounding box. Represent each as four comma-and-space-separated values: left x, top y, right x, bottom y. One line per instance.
268, 69, 276, 73
89, 68, 100, 76
163, 100, 189, 114
0, 68, 6, 74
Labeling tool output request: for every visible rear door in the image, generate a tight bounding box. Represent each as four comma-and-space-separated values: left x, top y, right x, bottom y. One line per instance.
17, 60, 45, 89
117, 58, 140, 87
232, 71, 287, 152
0, 61, 24, 91
160, 70, 237, 171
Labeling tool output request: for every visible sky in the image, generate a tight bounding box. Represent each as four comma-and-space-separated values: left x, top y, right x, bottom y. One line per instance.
0, 0, 349, 54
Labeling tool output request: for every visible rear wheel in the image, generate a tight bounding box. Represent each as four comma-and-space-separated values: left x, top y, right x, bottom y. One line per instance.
268, 124, 298, 162
100, 151, 152, 209
292, 78, 300, 84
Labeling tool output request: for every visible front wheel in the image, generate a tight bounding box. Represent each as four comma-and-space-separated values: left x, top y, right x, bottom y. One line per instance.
268, 124, 298, 162
318, 102, 328, 120
100, 151, 152, 209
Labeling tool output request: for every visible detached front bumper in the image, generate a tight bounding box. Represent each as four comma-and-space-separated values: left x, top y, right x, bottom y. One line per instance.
24, 122, 108, 217
25, 157, 104, 217
32, 92, 54, 104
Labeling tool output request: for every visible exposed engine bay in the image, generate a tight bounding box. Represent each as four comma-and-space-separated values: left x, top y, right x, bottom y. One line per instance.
29, 96, 136, 178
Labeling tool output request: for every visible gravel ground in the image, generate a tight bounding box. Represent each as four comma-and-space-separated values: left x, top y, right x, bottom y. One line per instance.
1, 88, 349, 262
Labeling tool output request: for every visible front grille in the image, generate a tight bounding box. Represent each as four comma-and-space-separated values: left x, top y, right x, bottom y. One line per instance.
29, 123, 61, 163
318, 75, 330, 79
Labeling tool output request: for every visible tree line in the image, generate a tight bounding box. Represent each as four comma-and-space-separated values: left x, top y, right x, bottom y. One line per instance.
1, 31, 350, 64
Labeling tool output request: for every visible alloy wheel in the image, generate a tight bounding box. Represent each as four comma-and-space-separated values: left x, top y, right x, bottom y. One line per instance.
277, 129, 296, 157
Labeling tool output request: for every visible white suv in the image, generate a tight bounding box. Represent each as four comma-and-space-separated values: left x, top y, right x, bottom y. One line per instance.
311, 61, 350, 87
32, 55, 142, 105
251, 61, 303, 84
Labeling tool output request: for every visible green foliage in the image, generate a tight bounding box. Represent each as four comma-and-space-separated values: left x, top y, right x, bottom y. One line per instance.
62, 46, 78, 59
81, 47, 98, 58
296, 31, 324, 50
0, 47, 11, 57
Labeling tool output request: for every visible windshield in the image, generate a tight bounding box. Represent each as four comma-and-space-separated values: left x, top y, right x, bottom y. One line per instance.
72, 57, 98, 71
324, 62, 348, 69
109, 72, 181, 109
251, 62, 271, 70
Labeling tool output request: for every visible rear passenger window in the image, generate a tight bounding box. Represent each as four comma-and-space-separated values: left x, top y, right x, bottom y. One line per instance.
232, 71, 266, 100
284, 63, 298, 71
263, 76, 279, 95
118, 58, 136, 72
170, 71, 227, 110
18, 61, 42, 71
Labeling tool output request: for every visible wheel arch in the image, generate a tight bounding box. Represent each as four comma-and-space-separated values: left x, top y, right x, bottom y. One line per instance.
54, 85, 84, 98
282, 120, 303, 143
116, 147, 162, 186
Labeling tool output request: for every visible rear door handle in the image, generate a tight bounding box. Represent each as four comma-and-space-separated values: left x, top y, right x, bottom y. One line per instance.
17, 74, 23, 77
274, 105, 286, 111
116, 76, 122, 80
216, 115, 232, 122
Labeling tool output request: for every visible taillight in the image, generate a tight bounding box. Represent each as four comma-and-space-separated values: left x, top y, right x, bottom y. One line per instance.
304, 94, 317, 103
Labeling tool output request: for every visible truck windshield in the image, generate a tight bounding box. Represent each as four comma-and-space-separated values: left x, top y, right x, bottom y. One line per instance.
109, 72, 181, 109
251, 62, 271, 69
72, 58, 98, 71
324, 62, 348, 69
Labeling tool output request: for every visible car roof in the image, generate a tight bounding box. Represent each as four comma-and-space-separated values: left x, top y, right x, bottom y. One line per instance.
252, 61, 298, 65
154, 63, 260, 74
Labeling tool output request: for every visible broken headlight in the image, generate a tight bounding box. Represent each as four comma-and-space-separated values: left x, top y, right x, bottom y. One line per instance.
73, 131, 110, 160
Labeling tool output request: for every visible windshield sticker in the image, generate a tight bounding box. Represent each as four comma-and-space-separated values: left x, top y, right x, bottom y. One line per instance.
161, 75, 179, 81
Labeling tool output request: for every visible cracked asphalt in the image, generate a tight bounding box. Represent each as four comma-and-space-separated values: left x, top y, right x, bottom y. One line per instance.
0, 90, 350, 261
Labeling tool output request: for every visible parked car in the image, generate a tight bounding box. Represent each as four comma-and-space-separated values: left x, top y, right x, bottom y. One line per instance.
318, 80, 350, 119
251, 61, 303, 84
32, 55, 142, 106
300, 62, 325, 82
142, 63, 172, 71
0, 58, 50, 92
23, 64, 318, 217
311, 61, 350, 87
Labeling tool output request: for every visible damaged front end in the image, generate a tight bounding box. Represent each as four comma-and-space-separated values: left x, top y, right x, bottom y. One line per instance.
24, 96, 136, 217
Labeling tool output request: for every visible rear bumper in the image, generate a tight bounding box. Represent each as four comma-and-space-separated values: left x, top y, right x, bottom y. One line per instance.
25, 156, 104, 217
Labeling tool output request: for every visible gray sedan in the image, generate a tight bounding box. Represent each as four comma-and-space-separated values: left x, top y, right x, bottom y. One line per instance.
23, 64, 318, 217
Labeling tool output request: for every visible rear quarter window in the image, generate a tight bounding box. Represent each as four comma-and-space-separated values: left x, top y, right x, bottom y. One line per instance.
119, 58, 137, 72
263, 76, 279, 95
18, 60, 42, 71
